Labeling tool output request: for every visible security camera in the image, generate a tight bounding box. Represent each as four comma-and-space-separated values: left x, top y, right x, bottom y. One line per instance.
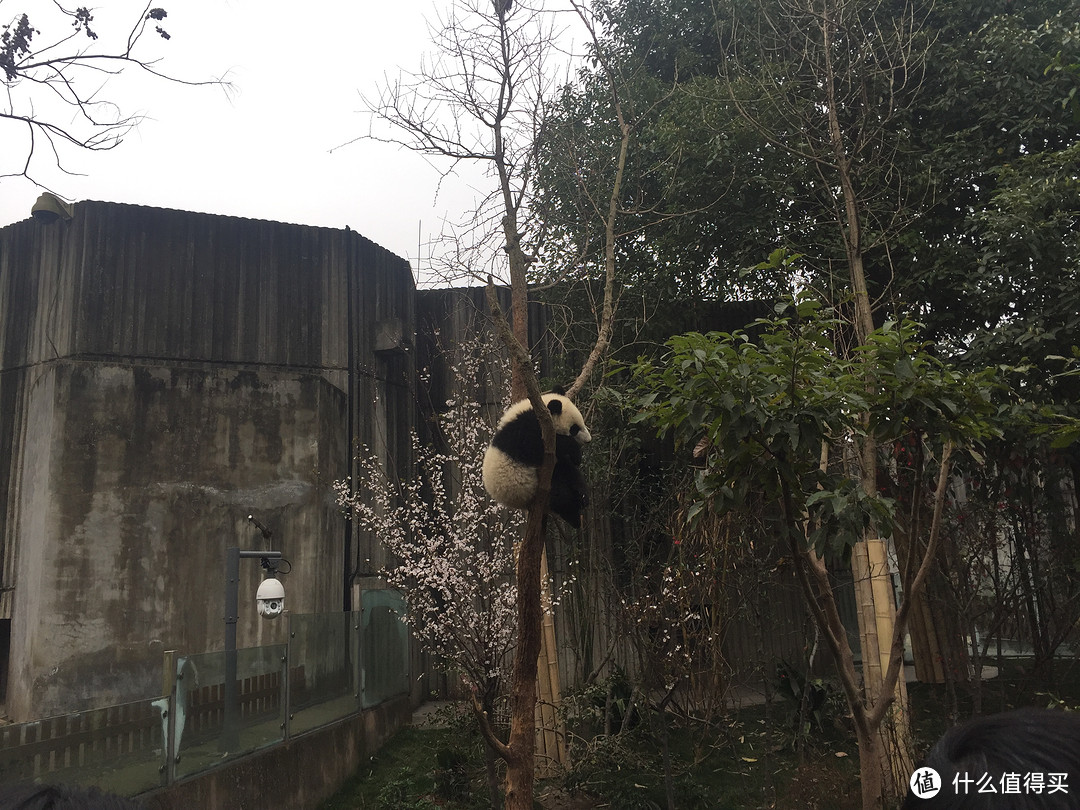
255, 576, 285, 619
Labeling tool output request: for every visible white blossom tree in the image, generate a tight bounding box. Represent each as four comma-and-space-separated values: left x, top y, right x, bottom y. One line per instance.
334, 336, 521, 806
354, 1, 640, 802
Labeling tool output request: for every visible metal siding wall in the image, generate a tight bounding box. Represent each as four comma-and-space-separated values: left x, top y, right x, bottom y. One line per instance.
0, 367, 25, 619
63, 205, 329, 367
0, 202, 411, 372
0, 202, 413, 375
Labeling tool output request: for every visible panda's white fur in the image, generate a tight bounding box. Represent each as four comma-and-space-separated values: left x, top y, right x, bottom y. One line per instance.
482, 392, 591, 513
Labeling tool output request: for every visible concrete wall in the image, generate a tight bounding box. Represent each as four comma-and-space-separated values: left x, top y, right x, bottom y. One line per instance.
0, 202, 415, 721
145, 695, 413, 810
8, 361, 347, 719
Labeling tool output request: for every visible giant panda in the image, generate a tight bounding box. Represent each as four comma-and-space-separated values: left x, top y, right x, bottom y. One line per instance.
482, 389, 592, 527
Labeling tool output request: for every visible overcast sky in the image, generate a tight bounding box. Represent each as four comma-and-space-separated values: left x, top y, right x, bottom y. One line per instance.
0, 0, 549, 280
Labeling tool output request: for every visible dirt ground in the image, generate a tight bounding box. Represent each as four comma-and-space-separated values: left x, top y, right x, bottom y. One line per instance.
536, 788, 598, 809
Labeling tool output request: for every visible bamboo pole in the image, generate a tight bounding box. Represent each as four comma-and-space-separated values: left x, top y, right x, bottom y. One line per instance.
851, 542, 884, 691
535, 547, 568, 776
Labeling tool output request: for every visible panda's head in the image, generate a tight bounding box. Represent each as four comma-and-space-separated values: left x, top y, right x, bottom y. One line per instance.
541, 392, 591, 445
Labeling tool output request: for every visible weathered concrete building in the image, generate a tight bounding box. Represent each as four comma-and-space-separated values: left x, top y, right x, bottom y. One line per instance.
0, 201, 416, 722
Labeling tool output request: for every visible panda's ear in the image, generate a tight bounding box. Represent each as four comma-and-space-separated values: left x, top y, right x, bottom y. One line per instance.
550, 385, 567, 396
547, 398, 564, 416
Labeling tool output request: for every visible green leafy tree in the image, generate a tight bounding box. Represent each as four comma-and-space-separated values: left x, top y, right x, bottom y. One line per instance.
895, 2, 1080, 374
631, 300, 1009, 810
536, 1, 1080, 803
535, 0, 795, 318
537, 0, 1080, 359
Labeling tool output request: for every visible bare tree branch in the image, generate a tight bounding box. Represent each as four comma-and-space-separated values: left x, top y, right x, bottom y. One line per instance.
345, 3, 635, 804
2, 1, 232, 186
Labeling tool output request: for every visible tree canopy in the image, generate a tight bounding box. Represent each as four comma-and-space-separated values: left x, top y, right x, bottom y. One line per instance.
536, 0, 1080, 384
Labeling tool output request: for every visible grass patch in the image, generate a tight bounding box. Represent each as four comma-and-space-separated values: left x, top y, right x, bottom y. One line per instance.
321, 659, 1080, 809
320, 707, 861, 810
560, 702, 861, 810
318, 726, 482, 810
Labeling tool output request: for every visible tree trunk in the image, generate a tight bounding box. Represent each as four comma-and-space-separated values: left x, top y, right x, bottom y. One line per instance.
490, 67, 547, 792
857, 724, 885, 810
820, 4, 911, 800
482, 277, 556, 810
503, 504, 549, 809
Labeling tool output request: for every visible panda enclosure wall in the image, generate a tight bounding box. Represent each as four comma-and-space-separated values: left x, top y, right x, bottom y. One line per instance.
0, 201, 417, 722
0, 201, 820, 723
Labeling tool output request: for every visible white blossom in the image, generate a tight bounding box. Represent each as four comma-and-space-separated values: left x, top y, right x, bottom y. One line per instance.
335, 338, 523, 694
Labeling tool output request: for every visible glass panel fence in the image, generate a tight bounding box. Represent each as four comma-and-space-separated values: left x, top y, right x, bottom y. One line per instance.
0, 696, 166, 794
287, 611, 359, 736
0, 604, 414, 794
360, 590, 410, 709
173, 644, 286, 779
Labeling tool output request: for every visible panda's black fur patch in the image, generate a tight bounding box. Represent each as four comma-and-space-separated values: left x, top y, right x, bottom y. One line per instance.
489, 396, 588, 527
551, 433, 588, 528
489, 399, 556, 467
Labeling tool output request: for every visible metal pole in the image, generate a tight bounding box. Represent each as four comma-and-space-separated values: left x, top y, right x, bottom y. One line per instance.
283, 613, 293, 742
162, 649, 177, 784
353, 611, 361, 709
222, 548, 283, 753
222, 547, 239, 751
